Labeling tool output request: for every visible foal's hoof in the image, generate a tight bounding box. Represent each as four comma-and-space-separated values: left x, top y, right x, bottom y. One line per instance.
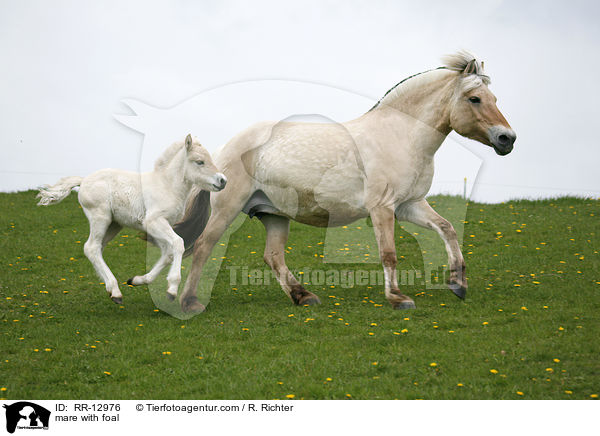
448, 282, 467, 300
181, 296, 206, 314
393, 301, 416, 310
111, 296, 123, 305
166, 293, 176, 302
126, 277, 134, 286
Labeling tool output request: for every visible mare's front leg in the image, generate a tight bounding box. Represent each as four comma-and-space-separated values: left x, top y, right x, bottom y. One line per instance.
128, 216, 184, 301
397, 199, 467, 299
259, 214, 320, 306
370, 206, 416, 309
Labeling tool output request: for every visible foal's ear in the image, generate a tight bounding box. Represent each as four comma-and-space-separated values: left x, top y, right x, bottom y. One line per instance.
185, 134, 193, 151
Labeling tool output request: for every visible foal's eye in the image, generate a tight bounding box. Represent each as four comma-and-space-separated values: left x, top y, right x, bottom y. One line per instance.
196, 160, 205, 166
469, 96, 481, 104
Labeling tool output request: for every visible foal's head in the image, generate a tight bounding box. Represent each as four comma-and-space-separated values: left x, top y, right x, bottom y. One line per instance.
183, 134, 227, 191
445, 52, 516, 155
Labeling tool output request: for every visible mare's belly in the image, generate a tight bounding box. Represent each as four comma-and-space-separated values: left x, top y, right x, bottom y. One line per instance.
263, 170, 369, 227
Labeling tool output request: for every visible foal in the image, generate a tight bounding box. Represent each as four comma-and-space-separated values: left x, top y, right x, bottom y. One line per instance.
37, 134, 226, 304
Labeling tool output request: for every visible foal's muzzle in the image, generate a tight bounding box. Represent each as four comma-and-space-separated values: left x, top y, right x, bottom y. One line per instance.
212, 173, 227, 191
488, 126, 516, 156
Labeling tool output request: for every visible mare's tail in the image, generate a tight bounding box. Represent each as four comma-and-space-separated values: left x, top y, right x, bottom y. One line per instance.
173, 188, 211, 257
36, 176, 83, 206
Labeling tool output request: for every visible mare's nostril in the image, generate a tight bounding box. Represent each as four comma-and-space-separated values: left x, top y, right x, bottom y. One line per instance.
498, 134, 509, 144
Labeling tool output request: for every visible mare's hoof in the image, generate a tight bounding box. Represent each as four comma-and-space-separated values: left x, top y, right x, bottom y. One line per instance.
393, 301, 416, 310
111, 296, 123, 305
299, 294, 321, 306
166, 293, 176, 302
448, 282, 467, 300
181, 296, 206, 314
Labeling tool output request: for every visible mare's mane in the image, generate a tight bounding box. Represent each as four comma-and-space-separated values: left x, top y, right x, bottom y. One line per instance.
369, 50, 490, 112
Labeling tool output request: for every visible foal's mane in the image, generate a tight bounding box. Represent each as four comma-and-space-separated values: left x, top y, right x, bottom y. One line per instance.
368, 50, 490, 112
154, 141, 185, 171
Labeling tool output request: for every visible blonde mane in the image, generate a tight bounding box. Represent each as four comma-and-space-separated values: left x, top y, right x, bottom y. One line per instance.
154, 141, 185, 171
370, 50, 491, 111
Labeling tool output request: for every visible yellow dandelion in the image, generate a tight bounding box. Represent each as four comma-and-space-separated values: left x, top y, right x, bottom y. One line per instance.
368, 332, 374, 336
564, 390, 573, 395
490, 369, 499, 374
516, 391, 524, 396
103, 371, 111, 375
372, 362, 378, 366
285, 394, 295, 399
457, 383, 464, 387
590, 394, 598, 399
429, 362, 437, 367
401, 328, 408, 333
553, 358, 560, 363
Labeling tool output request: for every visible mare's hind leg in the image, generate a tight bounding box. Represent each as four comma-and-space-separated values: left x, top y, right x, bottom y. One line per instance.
179, 207, 240, 313
179, 185, 255, 313
370, 206, 416, 309
127, 217, 184, 301
397, 199, 467, 299
82, 210, 123, 304
260, 214, 320, 305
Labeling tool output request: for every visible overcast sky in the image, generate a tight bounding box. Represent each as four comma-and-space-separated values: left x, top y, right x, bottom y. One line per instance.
1, 0, 599, 202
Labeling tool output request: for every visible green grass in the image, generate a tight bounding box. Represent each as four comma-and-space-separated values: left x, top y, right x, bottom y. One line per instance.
1, 191, 599, 400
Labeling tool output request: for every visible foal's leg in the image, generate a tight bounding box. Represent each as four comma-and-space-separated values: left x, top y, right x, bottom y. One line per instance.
128, 217, 185, 301
397, 199, 467, 299
82, 210, 123, 304
102, 222, 123, 250
260, 214, 320, 305
370, 206, 416, 309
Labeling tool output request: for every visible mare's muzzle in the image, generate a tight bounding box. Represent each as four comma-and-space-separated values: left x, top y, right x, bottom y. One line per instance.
488, 126, 516, 156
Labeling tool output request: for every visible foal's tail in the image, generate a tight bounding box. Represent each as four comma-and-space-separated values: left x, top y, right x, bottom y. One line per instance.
173, 188, 211, 257
36, 176, 83, 206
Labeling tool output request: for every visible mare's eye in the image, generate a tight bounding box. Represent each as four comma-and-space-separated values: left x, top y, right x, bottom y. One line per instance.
196, 160, 205, 166
469, 96, 481, 104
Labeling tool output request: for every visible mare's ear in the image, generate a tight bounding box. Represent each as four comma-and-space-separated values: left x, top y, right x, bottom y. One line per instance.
463, 59, 477, 75
185, 134, 193, 152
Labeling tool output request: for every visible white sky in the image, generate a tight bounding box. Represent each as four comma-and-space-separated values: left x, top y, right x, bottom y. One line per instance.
1, 0, 599, 202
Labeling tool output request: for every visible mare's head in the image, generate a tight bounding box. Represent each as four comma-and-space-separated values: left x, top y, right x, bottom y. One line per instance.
183, 134, 227, 191
445, 51, 516, 155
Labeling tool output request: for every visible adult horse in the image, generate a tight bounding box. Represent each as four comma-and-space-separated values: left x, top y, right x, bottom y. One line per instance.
174, 51, 516, 313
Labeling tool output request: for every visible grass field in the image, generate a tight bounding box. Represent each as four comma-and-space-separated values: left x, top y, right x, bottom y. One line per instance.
1, 190, 598, 400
